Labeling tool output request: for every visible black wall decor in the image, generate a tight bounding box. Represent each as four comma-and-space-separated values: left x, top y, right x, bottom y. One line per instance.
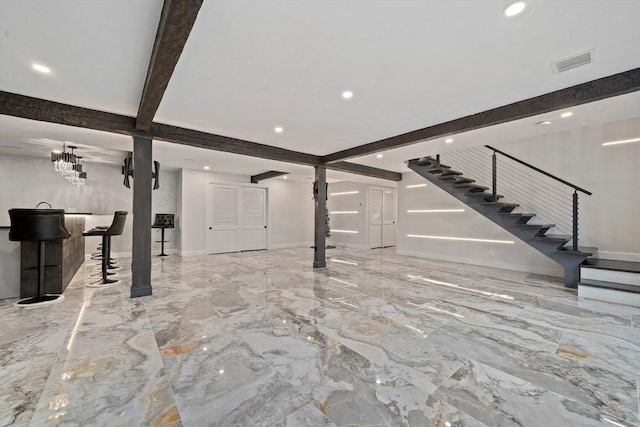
122, 152, 160, 190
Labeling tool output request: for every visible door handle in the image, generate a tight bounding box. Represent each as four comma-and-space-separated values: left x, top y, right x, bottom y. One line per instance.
264, 226, 267, 229
209, 227, 212, 230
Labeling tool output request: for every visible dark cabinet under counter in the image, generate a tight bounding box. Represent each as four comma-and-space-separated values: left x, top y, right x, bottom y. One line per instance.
19, 215, 85, 297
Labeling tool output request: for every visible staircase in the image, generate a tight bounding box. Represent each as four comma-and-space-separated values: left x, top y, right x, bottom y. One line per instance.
407, 155, 595, 288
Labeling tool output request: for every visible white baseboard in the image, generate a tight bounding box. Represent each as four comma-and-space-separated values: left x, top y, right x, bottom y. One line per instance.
593, 251, 640, 262
268, 242, 314, 250
395, 249, 563, 278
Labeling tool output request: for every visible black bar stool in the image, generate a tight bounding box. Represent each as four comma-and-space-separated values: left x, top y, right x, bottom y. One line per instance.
9, 209, 70, 307
83, 211, 128, 287
152, 213, 174, 256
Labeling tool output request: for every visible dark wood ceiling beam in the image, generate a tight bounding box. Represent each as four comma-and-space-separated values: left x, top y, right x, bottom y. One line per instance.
136, 0, 203, 132
250, 171, 288, 183
149, 122, 318, 165
0, 91, 136, 134
322, 68, 640, 163
0, 91, 319, 166
327, 161, 402, 181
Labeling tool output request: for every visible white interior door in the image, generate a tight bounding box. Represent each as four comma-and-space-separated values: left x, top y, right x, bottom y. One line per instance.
382, 189, 396, 247
369, 188, 383, 248
206, 184, 268, 254
206, 184, 239, 254
240, 187, 267, 251
370, 187, 396, 249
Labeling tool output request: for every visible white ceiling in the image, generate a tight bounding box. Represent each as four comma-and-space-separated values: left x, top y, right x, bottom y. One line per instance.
1, 0, 639, 183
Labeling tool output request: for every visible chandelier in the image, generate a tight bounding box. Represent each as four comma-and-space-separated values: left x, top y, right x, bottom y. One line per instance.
50, 143, 87, 186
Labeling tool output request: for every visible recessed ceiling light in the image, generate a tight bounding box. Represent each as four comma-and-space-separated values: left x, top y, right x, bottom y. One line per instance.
560, 111, 573, 118
274, 126, 283, 133
204, 166, 210, 170
282, 175, 288, 179
32, 63, 51, 74
376, 154, 383, 159
536, 120, 551, 126
602, 137, 640, 146
445, 138, 454, 143
504, 1, 526, 17
342, 91, 353, 99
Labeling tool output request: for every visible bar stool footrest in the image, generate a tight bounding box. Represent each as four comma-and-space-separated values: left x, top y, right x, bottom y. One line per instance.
14, 294, 64, 308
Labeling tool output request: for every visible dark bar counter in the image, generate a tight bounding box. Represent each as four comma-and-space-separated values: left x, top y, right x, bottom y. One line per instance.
19, 215, 86, 297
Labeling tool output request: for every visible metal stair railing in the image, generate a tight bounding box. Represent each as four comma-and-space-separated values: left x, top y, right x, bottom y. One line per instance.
440, 145, 592, 251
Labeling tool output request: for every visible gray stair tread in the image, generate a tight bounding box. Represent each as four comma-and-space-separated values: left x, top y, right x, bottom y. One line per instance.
582, 258, 640, 273
440, 170, 463, 176
555, 247, 596, 256
482, 202, 519, 207
579, 279, 640, 294
466, 192, 503, 199
452, 183, 488, 189
498, 212, 536, 217
557, 246, 597, 254
425, 165, 451, 172
453, 178, 475, 184
535, 234, 571, 242
518, 223, 555, 228
439, 174, 463, 180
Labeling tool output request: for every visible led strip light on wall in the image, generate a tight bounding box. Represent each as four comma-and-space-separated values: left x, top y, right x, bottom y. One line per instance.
332, 229, 359, 234
330, 191, 359, 196
602, 137, 640, 146
407, 209, 465, 213
406, 184, 427, 188
407, 234, 514, 244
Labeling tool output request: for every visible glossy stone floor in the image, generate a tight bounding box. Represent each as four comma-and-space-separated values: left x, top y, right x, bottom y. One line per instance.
1, 248, 639, 426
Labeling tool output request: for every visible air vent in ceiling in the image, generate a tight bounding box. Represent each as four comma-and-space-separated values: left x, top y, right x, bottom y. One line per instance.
551, 49, 595, 74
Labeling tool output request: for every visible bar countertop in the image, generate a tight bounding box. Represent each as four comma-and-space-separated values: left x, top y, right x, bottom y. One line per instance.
0, 212, 93, 228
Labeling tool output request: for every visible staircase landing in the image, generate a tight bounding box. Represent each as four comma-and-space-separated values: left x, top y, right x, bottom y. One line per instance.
579, 259, 640, 307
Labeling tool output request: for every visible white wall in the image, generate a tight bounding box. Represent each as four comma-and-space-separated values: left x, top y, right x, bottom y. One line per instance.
263, 179, 314, 249
397, 173, 562, 276
178, 170, 314, 254
0, 153, 180, 256
397, 117, 640, 277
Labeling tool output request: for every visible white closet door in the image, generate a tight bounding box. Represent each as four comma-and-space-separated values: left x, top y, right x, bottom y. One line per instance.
382, 190, 396, 247
240, 187, 267, 251
369, 188, 383, 248
207, 184, 239, 254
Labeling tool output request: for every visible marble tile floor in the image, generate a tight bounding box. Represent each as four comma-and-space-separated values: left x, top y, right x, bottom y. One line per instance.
1, 248, 639, 426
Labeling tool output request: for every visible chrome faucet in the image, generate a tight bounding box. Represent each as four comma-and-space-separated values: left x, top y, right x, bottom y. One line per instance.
35, 201, 52, 209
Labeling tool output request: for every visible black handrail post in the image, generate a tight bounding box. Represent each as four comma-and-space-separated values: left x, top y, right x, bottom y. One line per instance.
572, 191, 578, 251
436, 154, 440, 164
492, 151, 497, 202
